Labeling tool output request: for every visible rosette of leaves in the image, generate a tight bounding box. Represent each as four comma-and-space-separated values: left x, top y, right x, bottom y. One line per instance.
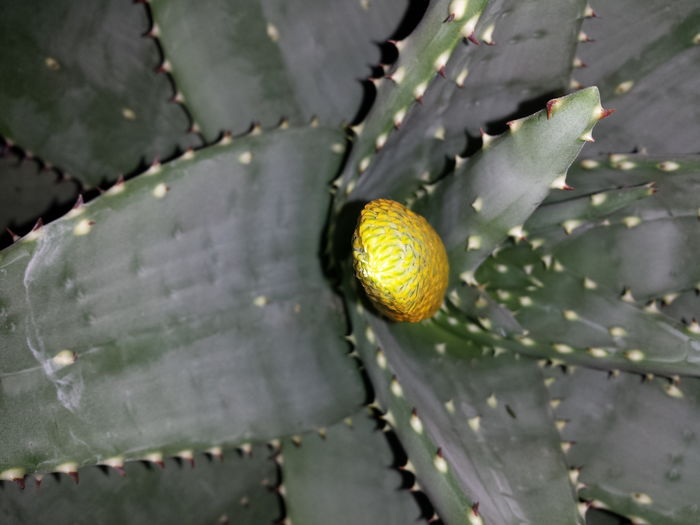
1, 0, 699, 524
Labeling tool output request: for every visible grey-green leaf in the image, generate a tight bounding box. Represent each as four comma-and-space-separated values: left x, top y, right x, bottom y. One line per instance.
0, 152, 79, 238
281, 408, 422, 525
150, 0, 407, 141
549, 366, 700, 524
0, 446, 279, 525
0, 127, 364, 476
573, 0, 700, 155
412, 86, 603, 285
0, 0, 199, 187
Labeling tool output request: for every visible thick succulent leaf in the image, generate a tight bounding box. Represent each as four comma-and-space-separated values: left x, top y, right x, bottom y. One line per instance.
345, 275, 583, 525
344, 280, 477, 525
411, 86, 603, 285
0, 127, 365, 476
150, 0, 407, 141
443, 0, 586, 137
281, 408, 422, 525
548, 366, 700, 524
549, 216, 699, 302
467, 243, 700, 376
525, 184, 655, 245
338, 0, 587, 206
0, 446, 279, 525
0, 151, 79, 240
546, 155, 700, 205
534, 154, 700, 300
0, 0, 199, 187
573, 0, 700, 155
336, 0, 490, 204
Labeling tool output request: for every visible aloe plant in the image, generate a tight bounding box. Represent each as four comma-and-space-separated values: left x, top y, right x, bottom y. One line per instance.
1, 0, 699, 523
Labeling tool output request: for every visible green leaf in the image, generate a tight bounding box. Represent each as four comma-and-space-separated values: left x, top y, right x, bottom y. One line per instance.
412, 86, 603, 286
573, 0, 700, 154
0, 127, 365, 476
336, 0, 587, 207
0, 446, 279, 525
443, 0, 586, 137
549, 366, 700, 524
336, 0, 490, 203
0, 0, 199, 186
468, 243, 700, 376
0, 151, 79, 238
150, 0, 406, 141
345, 274, 582, 525
281, 408, 422, 525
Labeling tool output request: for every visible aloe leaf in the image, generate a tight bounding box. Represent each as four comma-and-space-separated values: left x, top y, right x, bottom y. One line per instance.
281, 408, 422, 525
525, 184, 655, 246
465, 243, 700, 376
0, 0, 199, 187
546, 155, 700, 205
549, 217, 699, 303
336, 0, 490, 203
443, 0, 587, 137
411, 86, 604, 286
149, 0, 406, 141
338, 0, 588, 207
548, 366, 700, 524
532, 155, 700, 301
345, 274, 583, 525
0, 127, 365, 477
0, 151, 79, 240
0, 446, 279, 525
573, 0, 700, 154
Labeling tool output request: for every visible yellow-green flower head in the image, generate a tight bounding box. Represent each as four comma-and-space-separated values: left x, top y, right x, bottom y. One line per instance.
352, 199, 449, 323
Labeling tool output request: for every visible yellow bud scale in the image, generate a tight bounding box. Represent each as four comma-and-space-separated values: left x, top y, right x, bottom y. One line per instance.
352, 199, 449, 322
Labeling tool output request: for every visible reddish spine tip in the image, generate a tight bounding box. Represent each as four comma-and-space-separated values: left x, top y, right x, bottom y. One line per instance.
32, 218, 44, 231
73, 194, 84, 209
35, 477, 42, 489
6, 228, 20, 242
444, 13, 455, 23
437, 66, 447, 78
114, 466, 126, 477
546, 100, 557, 120
562, 184, 575, 191
12, 477, 26, 490
415, 95, 424, 104
599, 108, 616, 120
436, 447, 444, 458
467, 33, 480, 45
156, 460, 165, 469
69, 471, 79, 484
471, 502, 480, 517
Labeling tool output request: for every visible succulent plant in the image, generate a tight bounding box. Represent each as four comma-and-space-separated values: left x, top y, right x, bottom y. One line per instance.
1, 0, 699, 524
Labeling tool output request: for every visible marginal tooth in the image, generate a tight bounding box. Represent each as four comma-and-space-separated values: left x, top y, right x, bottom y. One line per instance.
480, 23, 495, 45
562, 219, 583, 235
614, 80, 634, 94
621, 288, 636, 303
657, 161, 680, 172
580, 159, 599, 169
546, 99, 563, 119
456, 68, 469, 87
480, 129, 496, 148
550, 174, 573, 190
